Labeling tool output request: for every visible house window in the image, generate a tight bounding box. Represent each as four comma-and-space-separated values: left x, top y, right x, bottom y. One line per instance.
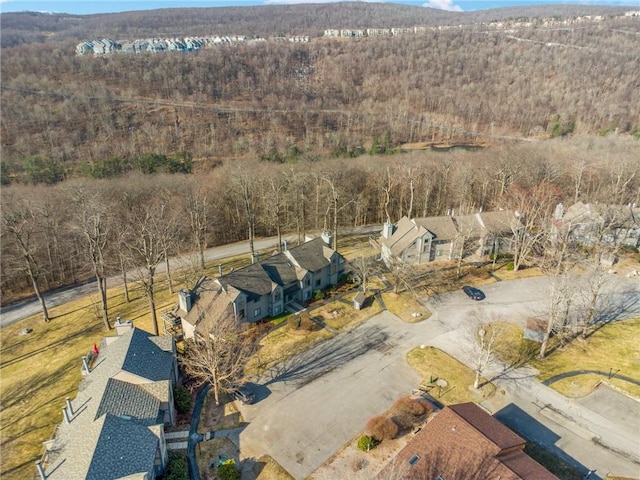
304, 291, 311, 300
254, 307, 261, 317
305, 278, 311, 287
274, 289, 281, 301
273, 305, 281, 315
238, 309, 245, 319
316, 278, 321, 286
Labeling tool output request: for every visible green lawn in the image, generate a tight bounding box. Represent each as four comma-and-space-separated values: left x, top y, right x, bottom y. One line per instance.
0, 275, 181, 480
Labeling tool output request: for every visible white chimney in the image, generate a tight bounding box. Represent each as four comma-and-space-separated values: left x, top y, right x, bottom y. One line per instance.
382, 221, 394, 239
321, 231, 333, 248
65, 397, 74, 415
283, 240, 288, 251
178, 289, 192, 313
114, 318, 133, 335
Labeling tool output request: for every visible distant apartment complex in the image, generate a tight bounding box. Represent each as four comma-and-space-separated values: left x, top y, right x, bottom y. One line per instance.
76, 34, 309, 56
75, 11, 634, 56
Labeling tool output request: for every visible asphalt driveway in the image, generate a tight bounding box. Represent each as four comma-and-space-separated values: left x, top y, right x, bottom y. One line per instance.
237, 312, 422, 479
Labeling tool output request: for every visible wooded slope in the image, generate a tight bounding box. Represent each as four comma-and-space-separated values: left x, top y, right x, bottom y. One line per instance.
2, 7, 639, 179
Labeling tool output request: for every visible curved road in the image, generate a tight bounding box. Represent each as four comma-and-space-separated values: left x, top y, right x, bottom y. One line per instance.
542, 370, 640, 387
0, 226, 381, 328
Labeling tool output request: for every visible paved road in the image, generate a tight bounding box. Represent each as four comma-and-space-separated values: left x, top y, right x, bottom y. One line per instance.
0, 236, 293, 327
0, 226, 383, 328
237, 312, 423, 479
236, 275, 640, 479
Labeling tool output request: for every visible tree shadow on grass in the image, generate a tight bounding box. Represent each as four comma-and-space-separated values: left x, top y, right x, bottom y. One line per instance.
263, 324, 388, 388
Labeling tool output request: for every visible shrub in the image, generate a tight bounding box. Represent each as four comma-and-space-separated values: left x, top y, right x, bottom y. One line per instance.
287, 313, 316, 332
164, 452, 188, 480
505, 262, 515, 271
393, 397, 422, 416
313, 289, 324, 301
217, 459, 239, 480
366, 415, 399, 441
357, 434, 377, 452
174, 386, 191, 414
391, 411, 415, 430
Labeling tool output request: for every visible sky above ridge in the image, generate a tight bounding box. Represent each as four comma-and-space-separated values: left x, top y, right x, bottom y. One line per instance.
1, 0, 638, 15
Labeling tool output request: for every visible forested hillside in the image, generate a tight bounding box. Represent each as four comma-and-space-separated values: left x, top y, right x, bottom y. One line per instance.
1, 3, 639, 184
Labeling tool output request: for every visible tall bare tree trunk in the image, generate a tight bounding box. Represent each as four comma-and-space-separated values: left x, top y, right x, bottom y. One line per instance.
30, 273, 50, 323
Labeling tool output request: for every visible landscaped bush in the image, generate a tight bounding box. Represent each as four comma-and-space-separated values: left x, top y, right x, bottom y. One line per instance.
217, 459, 239, 480
505, 262, 515, 271
174, 386, 192, 414
357, 434, 377, 452
313, 289, 325, 301
366, 415, 399, 441
287, 313, 316, 332
164, 452, 188, 480
391, 411, 415, 430
392, 397, 432, 417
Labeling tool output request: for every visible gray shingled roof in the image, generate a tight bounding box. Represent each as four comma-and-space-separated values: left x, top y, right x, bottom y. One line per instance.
261, 254, 300, 286
286, 237, 332, 272
219, 262, 274, 298
44, 328, 175, 480
478, 210, 517, 233
121, 329, 174, 382
414, 215, 459, 241
96, 379, 162, 425
86, 414, 159, 480
216, 237, 339, 298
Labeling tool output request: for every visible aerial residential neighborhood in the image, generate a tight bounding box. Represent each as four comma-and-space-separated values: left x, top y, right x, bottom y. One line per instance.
2, 2, 640, 480
23, 203, 640, 480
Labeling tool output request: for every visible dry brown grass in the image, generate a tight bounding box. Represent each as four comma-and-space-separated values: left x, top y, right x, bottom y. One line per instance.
381, 292, 431, 323
406, 346, 496, 405
310, 299, 381, 331
253, 455, 295, 480
532, 318, 640, 398
245, 324, 333, 377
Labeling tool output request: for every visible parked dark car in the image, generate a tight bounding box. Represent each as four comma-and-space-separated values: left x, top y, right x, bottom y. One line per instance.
230, 384, 255, 405
462, 286, 485, 301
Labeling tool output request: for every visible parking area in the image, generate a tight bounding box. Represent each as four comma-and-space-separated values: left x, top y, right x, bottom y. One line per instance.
237, 311, 422, 479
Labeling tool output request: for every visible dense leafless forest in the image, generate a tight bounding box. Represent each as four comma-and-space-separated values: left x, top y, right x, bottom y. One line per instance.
1, 3, 639, 304
2, 136, 639, 306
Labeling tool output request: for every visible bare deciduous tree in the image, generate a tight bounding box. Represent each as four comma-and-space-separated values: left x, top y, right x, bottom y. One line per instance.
180, 307, 255, 406
69, 184, 113, 330
125, 198, 174, 336
1, 195, 50, 322
504, 182, 561, 271
465, 309, 505, 389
